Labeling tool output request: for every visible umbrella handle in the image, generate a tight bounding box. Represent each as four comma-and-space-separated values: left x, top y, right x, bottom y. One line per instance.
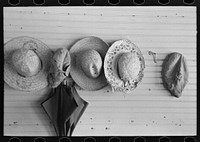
63, 76, 75, 87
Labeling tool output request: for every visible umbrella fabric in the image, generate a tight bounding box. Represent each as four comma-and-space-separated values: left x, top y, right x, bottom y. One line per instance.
41, 83, 88, 136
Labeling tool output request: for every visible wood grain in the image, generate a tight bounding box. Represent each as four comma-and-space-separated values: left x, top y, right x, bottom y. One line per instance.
4, 7, 196, 136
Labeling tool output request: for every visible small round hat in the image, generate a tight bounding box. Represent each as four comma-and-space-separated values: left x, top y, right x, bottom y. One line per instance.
104, 39, 145, 92
4, 36, 53, 91
70, 36, 109, 91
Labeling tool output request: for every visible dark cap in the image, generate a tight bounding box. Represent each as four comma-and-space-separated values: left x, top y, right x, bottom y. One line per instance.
162, 52, 189, 98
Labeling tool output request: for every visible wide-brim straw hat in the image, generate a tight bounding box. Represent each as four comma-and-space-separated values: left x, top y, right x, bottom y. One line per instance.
104, 39, 145, 92
70, 36, 109, 91
4, 36, 53, 91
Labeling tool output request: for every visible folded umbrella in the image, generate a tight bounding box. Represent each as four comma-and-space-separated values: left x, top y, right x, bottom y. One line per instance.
41, 79, 88, 136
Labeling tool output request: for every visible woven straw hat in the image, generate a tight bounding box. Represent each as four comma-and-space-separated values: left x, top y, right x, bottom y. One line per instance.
70, 36, 109, 91
104, 39, 145, 92
4, 36, 53, 91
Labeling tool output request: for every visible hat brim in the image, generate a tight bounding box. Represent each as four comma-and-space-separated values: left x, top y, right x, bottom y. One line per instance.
4, 36, 53, 91
104, 39, 145, 92
70, 36, 109, 91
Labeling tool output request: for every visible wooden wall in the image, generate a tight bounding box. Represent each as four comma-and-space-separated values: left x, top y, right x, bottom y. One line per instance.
4, 7, 196, 136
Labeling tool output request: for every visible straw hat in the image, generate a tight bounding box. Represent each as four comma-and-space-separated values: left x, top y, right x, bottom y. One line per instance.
70, 36, 109, 91
4, 36, 53, 91
104, 39, 145, 92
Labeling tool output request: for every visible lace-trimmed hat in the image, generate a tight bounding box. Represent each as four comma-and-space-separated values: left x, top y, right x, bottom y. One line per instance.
104, 39, 145, 93
4, 36, 53, 91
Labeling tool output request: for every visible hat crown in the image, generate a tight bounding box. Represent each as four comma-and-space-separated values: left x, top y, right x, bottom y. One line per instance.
12, 48, 41, 77
117, 52, 141, 82
80, 49, 102, 79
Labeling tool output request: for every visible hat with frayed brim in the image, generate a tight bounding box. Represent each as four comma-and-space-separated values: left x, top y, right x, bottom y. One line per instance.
70, 36, 109, 91
4, 36, 53, 91
104, 39, 145, 92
